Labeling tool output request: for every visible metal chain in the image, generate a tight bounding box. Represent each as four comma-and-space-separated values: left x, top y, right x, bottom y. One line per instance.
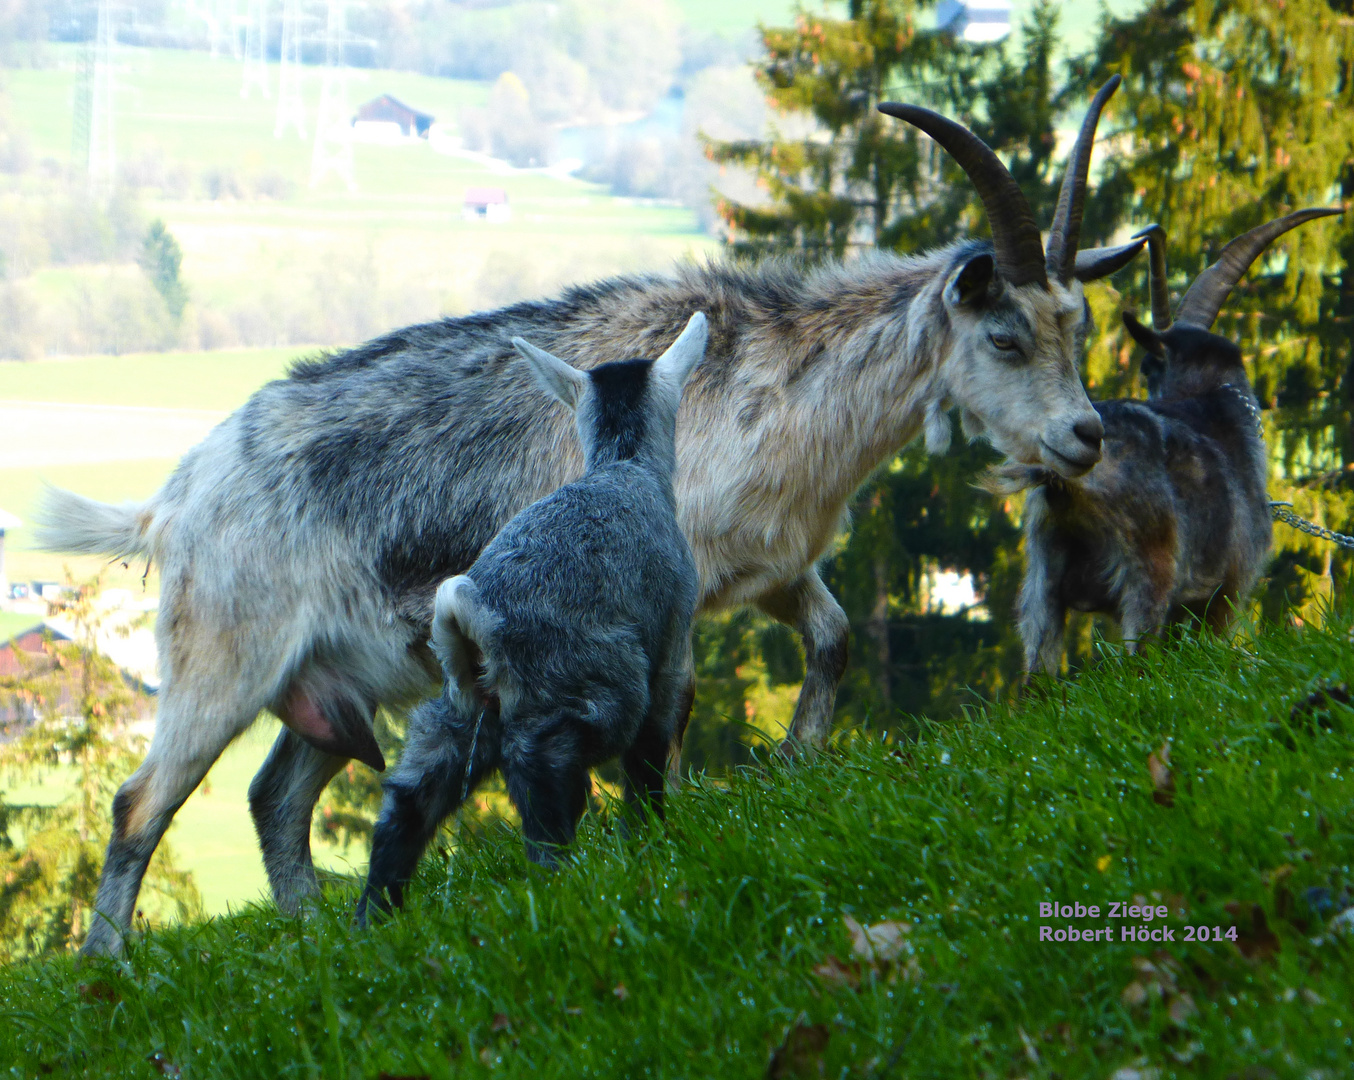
1270, 502, 1354, 550
1221, 384, 1353, 550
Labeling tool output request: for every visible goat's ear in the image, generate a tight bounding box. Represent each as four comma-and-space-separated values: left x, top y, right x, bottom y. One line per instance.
653, 312, 708, 392
512, 337, 590, 410
943, 253, 996, 308
1121, 311, 1166, 357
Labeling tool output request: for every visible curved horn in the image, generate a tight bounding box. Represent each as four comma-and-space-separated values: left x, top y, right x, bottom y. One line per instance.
1174, 207, 1344, 329
1045, 76, 1121, 284
878, 102, 1047, 288
1073, 235, 1146, 282
1131, 224, 1171, 330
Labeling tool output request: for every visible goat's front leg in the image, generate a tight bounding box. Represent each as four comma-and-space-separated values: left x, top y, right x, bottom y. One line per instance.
1119, 587, 1170, 655
249, 730, 346, 915
629, 639, 694, 818
502, 719, 590, 869
357, 698, 497, 924
756, 568, 850, 753
1015, 529, 1068, 676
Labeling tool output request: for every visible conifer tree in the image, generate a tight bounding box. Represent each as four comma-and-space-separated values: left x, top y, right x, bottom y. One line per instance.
0, 577, 201, 961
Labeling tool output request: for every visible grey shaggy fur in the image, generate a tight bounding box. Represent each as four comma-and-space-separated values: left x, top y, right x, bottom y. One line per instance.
355, 316, 706, 919
986, 323, 1271, 673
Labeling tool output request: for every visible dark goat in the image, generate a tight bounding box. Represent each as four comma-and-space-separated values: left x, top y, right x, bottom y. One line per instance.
987, 208, 1342, 673
356, 315, 706, 920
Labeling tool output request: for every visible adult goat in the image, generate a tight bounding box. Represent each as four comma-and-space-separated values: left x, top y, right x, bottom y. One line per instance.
39, 80, 1141, 956
988, 207, 1342, 673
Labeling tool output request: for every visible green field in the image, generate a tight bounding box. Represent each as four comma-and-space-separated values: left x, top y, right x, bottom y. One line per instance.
1, 45, 716, 359
2, 609, 1351, 1076
0, 346, 299, 410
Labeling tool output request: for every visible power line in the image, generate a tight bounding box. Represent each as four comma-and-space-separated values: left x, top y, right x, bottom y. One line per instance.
275, 0, 306, 136
310, 0, 368, 191
72, 0, 117, 201
241, 0, 270, 98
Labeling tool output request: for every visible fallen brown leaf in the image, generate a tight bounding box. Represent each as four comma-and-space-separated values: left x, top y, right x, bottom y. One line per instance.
843, 915, 911, 963
1168, 992, 1198, 1026
810, 955, 861, 990
77, 981, 119, 1005
1147, 742, 1174, 807
1224, 902, 1281, 962
767, 1020, 830, 1079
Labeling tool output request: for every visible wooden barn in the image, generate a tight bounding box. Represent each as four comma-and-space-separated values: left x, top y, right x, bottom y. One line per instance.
353, 94, 435, 139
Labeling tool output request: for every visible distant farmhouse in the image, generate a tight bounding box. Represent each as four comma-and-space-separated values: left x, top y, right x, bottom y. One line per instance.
1, 621, 156, 728
352, 94, 436, 143
936, 0, 1012, 41
463, 186, 511, 224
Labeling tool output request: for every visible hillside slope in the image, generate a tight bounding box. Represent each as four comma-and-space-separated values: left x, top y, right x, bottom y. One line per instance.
2, 611, 1351, 1078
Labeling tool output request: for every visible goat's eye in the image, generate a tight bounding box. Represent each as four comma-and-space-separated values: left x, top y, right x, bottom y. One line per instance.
989, 333, 1018, 352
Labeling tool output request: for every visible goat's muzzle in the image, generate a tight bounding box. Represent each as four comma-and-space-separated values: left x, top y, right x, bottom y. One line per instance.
1039, 412, 1103, 477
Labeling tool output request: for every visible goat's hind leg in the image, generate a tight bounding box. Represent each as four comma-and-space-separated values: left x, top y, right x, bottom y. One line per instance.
83, 689, 255, 957
357, 697, 498, 923
248, 730, 346, 915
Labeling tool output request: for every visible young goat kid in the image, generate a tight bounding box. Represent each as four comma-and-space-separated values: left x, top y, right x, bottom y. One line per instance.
987, 208, 1341, 673
355, 314, 707, 919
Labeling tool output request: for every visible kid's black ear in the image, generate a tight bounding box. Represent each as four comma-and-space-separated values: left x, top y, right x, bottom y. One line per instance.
944, 253, 996, 308
1122, 311, 1167, 357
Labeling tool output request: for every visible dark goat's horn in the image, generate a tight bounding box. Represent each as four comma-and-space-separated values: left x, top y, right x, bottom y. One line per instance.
1132, 224, 1171, 330
1073, 235, 1147, 282
878, 102, 1048, 288
1045, 76, 1121, 284
1174, 207, 1344, 330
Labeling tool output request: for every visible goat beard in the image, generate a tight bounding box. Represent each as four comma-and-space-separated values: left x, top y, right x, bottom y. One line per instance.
977, 462, 1064, 497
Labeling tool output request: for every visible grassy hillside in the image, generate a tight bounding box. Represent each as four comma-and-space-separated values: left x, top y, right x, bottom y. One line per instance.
3, 610, 1350, 1077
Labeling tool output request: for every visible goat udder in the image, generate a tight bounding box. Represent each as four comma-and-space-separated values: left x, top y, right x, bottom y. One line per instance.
278, 686, 386, 771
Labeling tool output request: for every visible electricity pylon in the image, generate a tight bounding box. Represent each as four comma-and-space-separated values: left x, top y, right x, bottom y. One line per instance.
274, 0, 306, 136
241, 0, 270, 98
309, 0, 357, 190
72, 0, 117, 201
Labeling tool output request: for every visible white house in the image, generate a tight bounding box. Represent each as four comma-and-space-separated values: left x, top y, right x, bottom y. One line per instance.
937, 0, 1012, 42
463, 186, 511, 223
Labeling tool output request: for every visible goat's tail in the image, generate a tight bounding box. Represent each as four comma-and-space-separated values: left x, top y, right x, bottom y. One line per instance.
431, 575, 500, 711
976, 463, 1060, 497
32, 486, 157, 562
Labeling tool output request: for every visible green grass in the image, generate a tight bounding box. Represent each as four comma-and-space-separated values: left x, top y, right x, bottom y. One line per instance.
2, 611, 1351, 1077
